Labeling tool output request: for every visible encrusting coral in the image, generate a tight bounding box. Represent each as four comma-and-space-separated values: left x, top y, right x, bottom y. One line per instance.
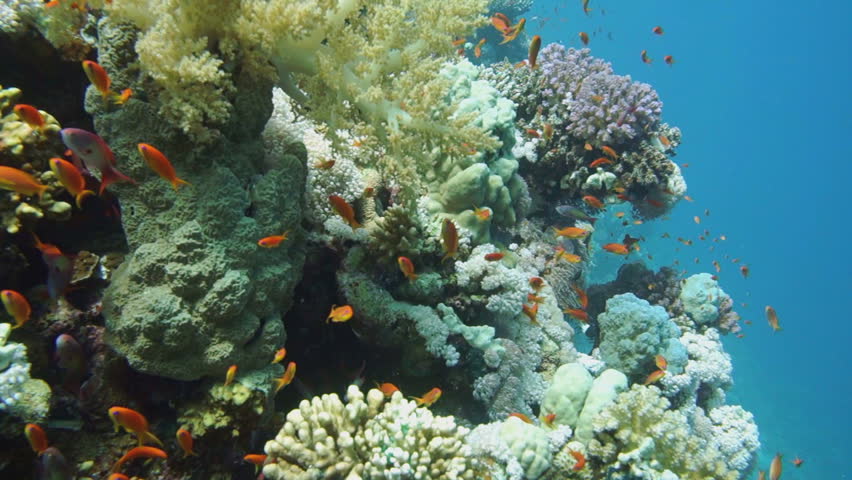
263, 385, 478, 480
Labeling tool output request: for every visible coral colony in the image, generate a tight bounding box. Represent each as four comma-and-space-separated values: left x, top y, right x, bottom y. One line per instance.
0, 1, 767, 479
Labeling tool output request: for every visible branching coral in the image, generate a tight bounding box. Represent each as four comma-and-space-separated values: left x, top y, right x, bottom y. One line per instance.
263, 385, 477, 480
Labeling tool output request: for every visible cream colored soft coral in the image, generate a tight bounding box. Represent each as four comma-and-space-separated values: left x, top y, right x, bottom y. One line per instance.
263, 385, 476, 480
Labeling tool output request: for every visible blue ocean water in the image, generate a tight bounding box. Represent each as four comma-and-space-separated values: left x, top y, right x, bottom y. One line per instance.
530, 0, 850, 477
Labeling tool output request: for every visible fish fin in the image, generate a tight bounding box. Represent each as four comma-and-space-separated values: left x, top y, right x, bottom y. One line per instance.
37, 184, 49, 201
141, 430, 164, 447
75, 190, 95, 208
98, 166, 136, 194
171, 177, 191, 191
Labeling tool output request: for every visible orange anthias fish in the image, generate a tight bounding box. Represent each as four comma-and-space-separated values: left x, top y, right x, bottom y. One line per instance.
641, 49, 652, 64
111, 446, 167, 474
712, 260, 721, 273
564, 308, 589, 323
108, 474, 130, 480
376, 382, 400, 397
500, 18, 526, 44
274, 361, 297, 393
473, 206, 492, 221
791, 456, 803, 467
491, 13, 512, 34
765, 306, 781, 332
451, 37, 466, 47
328, 195, 361, 229
2, 290, 31, 329
522, 303, 539, 325
137, 143, 190, 191
543, 123, 554, 141
527, 293, 545, 304
508, 412, 533, 424
601, 146, 618, 159
582, 195, 604, 209
602, 243, 629, 255
589, 157, 613, 168
528, 35, 542, 68
176, 428, 196, 457
474, 38, 486, 58
327, 304, 354, 323
554, 247, 582, 263
412, 387, 442, 407
655, 354, 668, 370
579, 31, 589, 46
572, 285, 588, 309
769, 453, 782, 480
0, 166, 49, 200
542, 413, 557, 427
397, 256, 418, 282
244, 454, 268, 469
484, 252, 504, 261
25, 423, 48, 455
32, 234, 73, 301
225, 364, 237, 386
529, 277, 545, 292
13, 104, 46, 132
271, 347, 286, 364
82, 60, 132, 105
258, 232, 289, 248
553, 226, 589, 239
108, 407, 164, 447
441, 218, 459, 262
652, 26, 664, 35
313, 158, 335, 169
740, 265, 749, 278
664, 55, 675, 66
643, 369, 666, 385
49, 158, 94, 208
569, 450, 586, 471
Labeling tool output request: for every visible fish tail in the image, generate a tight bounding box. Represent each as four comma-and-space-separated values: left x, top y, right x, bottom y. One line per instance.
75, 190, 95, 208
99, 166, 136, 194
36, 184, 49, 201
441, 252, 456, 263
141, 430, 164, 447
171, 177, 191, 191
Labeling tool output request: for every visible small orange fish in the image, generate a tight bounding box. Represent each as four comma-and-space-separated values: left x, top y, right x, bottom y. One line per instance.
579, 31, 589, 46
564, 308, 589, 323
736, 334, 745, 339
583, 195, 604, 209
329, 195, 361, 229
111, 446, 167, 474
49, 158, 94, 208
693, 215, 701, 224
572, 285, 588, 309
528, 35, 542, 68
527, 293, 545, 304
652, 26, 664, 35
491, 13, 512, 34
542, 123, 554, 141
258, 232, 289, 248
590, 95, 604, 103
2, 290, 31, 329
664, 55, 675, 66
508, 412, 533, 424
108, 474, 130, 480
0, 166, 49, 200
655, 354, 668, 370
641, 49, 652, 64
744, 320, 752, 325
601, 145, 618, 159
569, 450, 586, 471
13, 104, 46, 132
554, 247, 582, 263
25, 424, 48, 455
658, 135, 671, 147
712, 260, 721, 273
615, 211, 625, 218
441, 218, 459, 262
681, 163, 690, 168
327, 304, 354, 323
525, 128, 540, 138
791, 456, 803, 467
473, 206, 492, 221
271, 347, 286, 364
474, 38, 487, 58
584, 142, 594, 151
500, 18, 526, 44
485, 252, 504, 261
740, 265, 749, 278
82, 60, 130, 104
243, 454, 268, 467
376, 382, 400, 397
765, 306, 781, 332
542, 413, 557, 427
411, 387, 442, 407
582, 0, 592, 15
769, 453, 782, 480
452, 37, 467, 46
137, 143, 190, 191
643, 369, 666, 385
529, 277, 544, 291
274, 361, 297, 393
225, 364, 237, 386
522, 303, 539, 325
313, 158, 336, 169
553, 226, 590, 239
683, 195, 693, 202
602, 243, 629, 255
589, 157, 613, 168
108, 407, 164, 447
176, 428, 196, 457
397, 256, 418, 282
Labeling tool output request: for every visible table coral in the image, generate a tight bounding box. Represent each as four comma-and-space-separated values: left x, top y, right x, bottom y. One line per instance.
263, 385, 477, 480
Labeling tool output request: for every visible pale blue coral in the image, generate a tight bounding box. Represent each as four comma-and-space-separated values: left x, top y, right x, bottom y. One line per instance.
455, 244, 533, 316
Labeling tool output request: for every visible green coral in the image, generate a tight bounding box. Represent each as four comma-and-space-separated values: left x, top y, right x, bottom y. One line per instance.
588, 385, 738, 480
367, 204, 426, 266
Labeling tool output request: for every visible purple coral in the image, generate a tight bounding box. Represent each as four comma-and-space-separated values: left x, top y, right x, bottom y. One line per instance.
539, 43, 662, 147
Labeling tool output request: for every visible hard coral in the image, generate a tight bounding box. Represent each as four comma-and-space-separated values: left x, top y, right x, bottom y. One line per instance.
263, 385, 477, 480
0, 323, 51, 429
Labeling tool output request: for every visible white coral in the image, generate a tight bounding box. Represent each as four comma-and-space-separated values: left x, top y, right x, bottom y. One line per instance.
708, 405, 760, 471
660, 329, 733, 408
455, 244, 536, 316
0, 323, 49, 421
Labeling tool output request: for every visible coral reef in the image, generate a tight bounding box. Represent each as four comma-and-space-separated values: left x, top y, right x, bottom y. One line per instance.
0, 323, 50, 429
264, 385, 477, 480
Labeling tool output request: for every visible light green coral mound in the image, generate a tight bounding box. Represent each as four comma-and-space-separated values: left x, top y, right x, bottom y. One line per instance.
263, 385, 477, 480
589, 385, 739, 480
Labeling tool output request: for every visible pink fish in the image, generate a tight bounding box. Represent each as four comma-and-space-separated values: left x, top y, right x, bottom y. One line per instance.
33, 235, 74, 300
60, 128, 136, 194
